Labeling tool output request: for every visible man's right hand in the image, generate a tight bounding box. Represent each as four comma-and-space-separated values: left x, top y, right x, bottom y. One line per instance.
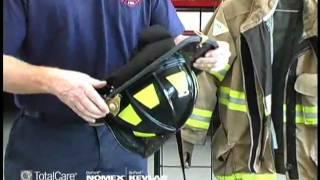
47, 69, 109, 123
3, 55, 109, 123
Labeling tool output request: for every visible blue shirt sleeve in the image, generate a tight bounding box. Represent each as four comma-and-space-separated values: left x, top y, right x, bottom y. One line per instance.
4, 0, 27, 56
151, 0, 185, 38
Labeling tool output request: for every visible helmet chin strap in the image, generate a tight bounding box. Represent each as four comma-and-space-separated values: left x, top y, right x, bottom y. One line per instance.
176, 130, 187, 180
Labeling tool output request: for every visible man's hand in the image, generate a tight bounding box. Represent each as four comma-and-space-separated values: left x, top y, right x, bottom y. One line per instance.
48, 69, 109, 123
193, 41, 231, 72
3, 55, 109, 123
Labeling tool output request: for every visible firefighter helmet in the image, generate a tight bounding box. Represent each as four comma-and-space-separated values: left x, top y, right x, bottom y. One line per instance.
96, 25, 218, 157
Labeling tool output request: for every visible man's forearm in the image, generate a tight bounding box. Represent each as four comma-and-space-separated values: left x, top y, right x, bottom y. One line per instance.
3, 55, 54, 94
3, 54, 109, 121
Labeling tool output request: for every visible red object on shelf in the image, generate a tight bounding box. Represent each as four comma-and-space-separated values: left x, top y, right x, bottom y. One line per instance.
183, 30, 197, 36
172, 0, 221, 8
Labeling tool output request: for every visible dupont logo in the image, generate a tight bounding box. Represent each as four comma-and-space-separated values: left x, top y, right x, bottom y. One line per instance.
86, 175, 125, 180
86, 175, 168, 180
86, 171, 168, 180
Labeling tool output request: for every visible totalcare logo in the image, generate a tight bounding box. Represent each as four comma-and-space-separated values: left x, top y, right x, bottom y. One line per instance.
20, 170, 77, 180
21, 170, 33, 180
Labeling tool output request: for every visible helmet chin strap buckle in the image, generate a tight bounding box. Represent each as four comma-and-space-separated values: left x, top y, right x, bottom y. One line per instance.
100, 85, 121, 116
106, 94, 122, 116
90, 85, 121, 126
89, 93, 121, 127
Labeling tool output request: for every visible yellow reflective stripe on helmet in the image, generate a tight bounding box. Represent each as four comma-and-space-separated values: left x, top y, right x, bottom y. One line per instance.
133, 131, 156, 137
185, 108, 212, 129
166, 71, 189, 97
283, 104, 317, 125
133, 83, 159, 109
118, 104, 142, 126
210, 64, 231, 81
219, 86, 247, 112
216, 173, 277, 180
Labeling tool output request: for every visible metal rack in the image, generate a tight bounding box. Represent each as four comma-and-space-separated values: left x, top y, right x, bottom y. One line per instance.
153, 139, 214, 180
174, 0, 221, 34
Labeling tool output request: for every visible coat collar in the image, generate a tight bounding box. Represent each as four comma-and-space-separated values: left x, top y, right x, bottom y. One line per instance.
239, 0, 317, 38
240, 0, 279, 33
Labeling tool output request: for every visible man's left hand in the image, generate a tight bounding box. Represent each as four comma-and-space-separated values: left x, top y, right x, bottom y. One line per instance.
193, 41, 231, 72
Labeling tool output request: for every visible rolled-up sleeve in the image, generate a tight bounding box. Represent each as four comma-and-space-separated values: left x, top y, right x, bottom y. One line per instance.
151, 0, 185, 38
4, 0, 27, 56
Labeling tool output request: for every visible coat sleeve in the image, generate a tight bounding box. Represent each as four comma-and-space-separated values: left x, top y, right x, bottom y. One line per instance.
181, 5, 237, 145
181, 71, 218, 145
204, 5, 237, 82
